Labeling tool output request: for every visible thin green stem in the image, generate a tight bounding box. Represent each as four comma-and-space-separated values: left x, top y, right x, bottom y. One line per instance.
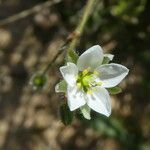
67, 0, 97, 62
42, 50, 63, 75
42, 42, 68, 75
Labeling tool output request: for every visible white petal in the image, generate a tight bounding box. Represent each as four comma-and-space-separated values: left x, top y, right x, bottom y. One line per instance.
87, 87, 111, 117
96, 63, 129, 88
77, 45, 104, 71
104, 54, 114, 61
60, 62, 78, 86
67, 86, 86, 111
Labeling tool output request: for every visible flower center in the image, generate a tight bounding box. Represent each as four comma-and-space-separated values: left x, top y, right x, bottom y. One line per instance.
76, 68, 102, 93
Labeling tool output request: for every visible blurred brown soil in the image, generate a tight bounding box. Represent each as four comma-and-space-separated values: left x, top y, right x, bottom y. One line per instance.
0, 0, 149, 150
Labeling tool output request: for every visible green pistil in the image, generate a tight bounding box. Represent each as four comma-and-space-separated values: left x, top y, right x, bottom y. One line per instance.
76, 68, 102, 93
76, 70, 95, 93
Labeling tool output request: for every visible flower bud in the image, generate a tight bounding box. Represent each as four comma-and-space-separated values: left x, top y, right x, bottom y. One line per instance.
30, 73, 48, 90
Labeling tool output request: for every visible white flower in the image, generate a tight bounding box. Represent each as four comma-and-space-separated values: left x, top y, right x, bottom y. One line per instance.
56, 45, 129, 118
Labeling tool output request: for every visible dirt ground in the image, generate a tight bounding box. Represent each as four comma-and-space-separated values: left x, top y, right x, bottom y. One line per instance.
0, 0, 149, 150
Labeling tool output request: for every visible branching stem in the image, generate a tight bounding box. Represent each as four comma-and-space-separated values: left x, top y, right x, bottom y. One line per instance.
0, 0, 61, 26
43, 0, 97, 74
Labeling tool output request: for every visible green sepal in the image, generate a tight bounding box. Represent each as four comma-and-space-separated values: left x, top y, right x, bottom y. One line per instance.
102, 54, 114, 64
102, 56, 111, 64
107, 86, 122, 94
59, 103, 73, 126
55, 80, 67, 93
80, 105, 91, 120
68, 50, 79, 63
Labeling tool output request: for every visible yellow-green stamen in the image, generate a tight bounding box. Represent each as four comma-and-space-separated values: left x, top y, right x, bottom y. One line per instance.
76, 68, 102, 93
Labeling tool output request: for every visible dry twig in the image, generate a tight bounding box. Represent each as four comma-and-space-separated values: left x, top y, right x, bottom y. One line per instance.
0, 0, 61, 26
